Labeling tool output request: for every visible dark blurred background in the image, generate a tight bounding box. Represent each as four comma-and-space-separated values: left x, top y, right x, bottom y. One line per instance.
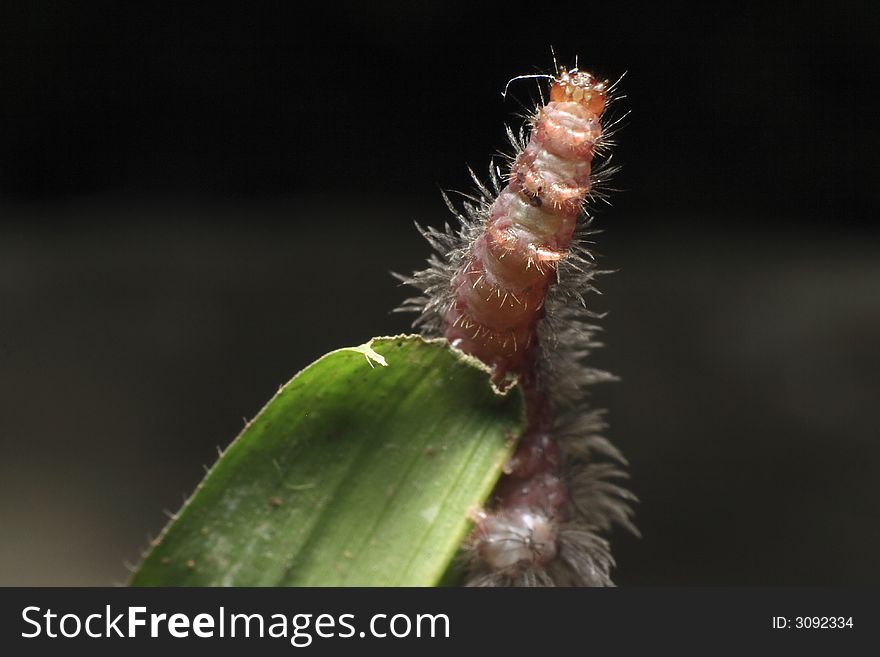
1, 1, 878, 585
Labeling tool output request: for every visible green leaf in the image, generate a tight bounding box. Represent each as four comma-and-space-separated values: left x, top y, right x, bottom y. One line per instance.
130, 335, 524, 586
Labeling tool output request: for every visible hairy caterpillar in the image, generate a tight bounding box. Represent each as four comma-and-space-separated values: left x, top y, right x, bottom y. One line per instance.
397, 64, 636, 586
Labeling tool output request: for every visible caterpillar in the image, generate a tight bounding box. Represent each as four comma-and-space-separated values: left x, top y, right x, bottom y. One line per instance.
397, 64, 636, 586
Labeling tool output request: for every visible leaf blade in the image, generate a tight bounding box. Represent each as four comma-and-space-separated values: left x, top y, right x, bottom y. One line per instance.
130, 335, 523, 586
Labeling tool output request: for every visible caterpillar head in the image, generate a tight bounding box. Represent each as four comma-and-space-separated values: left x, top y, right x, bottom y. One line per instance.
550, 68, 607, 116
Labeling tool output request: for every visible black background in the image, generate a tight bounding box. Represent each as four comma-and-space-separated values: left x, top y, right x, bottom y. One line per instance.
1, 1, 878, 585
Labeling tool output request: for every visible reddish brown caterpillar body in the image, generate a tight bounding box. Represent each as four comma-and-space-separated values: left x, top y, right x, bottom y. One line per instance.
398, 65, 635, 586
444, 70, 607, 380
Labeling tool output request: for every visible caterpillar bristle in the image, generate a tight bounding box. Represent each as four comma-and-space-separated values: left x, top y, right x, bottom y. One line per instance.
396, 63, 635, 587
